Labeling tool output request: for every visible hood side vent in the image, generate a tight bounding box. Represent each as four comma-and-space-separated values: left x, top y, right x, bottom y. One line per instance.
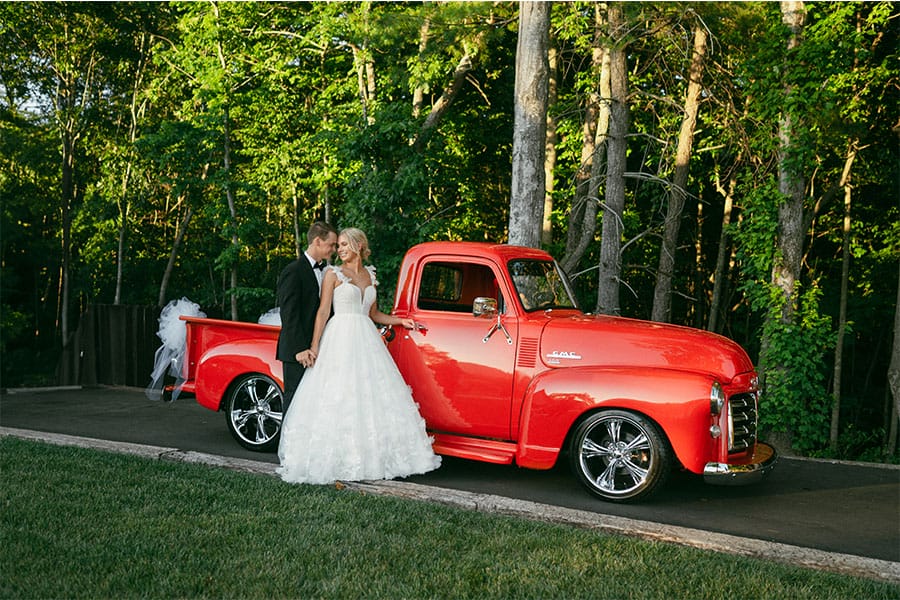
517, 337, 539, 368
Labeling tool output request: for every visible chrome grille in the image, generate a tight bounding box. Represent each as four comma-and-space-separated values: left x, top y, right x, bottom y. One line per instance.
728, 393, 758, 452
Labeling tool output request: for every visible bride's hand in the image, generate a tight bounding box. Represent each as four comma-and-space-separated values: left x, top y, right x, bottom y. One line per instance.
397, 317, 416, 330
296, 348, 316, 368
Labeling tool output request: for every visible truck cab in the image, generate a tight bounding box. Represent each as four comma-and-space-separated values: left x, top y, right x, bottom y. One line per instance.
387, 242, 775, 502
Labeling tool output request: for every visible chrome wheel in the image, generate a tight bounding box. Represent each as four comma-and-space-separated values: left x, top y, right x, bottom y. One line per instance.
224, 374, 283, 452
569, 409, 671, 502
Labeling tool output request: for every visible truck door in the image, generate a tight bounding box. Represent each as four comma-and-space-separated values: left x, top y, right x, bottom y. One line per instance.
391, 259, 518, 440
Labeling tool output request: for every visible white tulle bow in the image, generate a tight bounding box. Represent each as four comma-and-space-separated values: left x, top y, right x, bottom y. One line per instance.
145, 298, 206, 401
258, 307, 281, 326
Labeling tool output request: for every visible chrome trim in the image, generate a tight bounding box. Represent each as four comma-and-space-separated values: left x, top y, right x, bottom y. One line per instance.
727, 392, 758, 452
710, 381, 725, 415
545, 351, 582, 362
704, 442, 777, 486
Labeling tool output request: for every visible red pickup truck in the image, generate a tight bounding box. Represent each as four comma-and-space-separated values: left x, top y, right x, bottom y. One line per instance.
178, 241, 775, 502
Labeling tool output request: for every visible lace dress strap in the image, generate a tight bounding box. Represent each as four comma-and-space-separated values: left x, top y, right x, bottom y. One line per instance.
329, 265, 349, 284
330, 265, 377, 286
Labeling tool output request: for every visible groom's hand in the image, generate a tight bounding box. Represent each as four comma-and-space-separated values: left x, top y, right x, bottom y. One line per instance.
295, 349, 316, 368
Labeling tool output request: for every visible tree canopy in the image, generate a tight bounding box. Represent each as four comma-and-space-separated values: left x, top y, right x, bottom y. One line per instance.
1, 1, 897, 461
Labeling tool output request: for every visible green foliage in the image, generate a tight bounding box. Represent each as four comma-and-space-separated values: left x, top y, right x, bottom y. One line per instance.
733, 178, 781, 310
733, 179, 836, 453
724, 2, 900, 456
757, 283, 834, 454
819, 424, 898, 464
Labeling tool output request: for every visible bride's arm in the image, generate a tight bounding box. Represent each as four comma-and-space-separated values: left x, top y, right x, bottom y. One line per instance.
369, 303, 415, 330
365, 263, 414, 329
310, 271, 337, 357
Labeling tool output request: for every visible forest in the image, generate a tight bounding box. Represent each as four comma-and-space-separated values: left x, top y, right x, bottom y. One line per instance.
1, 1, 898, 461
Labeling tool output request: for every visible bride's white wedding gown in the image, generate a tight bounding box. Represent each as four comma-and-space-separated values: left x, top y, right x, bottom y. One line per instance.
277, 265, 441, 484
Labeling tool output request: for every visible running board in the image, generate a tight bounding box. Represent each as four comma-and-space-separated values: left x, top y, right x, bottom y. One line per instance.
430, 433, 516, 465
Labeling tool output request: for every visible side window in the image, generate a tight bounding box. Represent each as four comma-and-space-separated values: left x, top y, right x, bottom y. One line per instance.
418, 263, 462, 311
417, 262, 501, 313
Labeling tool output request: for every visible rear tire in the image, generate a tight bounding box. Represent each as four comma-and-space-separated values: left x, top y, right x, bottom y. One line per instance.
224, 374, 283, 452
569, 409, 671, 502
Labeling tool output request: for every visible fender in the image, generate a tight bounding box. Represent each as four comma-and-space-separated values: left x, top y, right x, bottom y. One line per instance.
515, 366, 717, 473
193, 339, 282, 411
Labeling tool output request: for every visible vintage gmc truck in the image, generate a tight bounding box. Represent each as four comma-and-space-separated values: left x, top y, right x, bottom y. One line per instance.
177, 241, 775, 502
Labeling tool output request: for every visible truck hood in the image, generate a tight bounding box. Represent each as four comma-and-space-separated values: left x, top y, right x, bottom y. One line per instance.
539, 313, 754, 382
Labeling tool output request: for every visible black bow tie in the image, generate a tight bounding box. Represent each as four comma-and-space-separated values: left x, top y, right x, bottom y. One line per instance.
313, 261, 326, 270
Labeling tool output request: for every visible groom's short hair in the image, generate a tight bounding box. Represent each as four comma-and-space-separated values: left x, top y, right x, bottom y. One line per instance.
307, 221, 336, 245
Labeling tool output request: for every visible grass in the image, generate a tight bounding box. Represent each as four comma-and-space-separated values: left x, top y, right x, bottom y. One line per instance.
1, 437, 897, 600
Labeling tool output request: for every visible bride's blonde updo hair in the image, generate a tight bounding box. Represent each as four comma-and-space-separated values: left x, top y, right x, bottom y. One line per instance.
340, 227, 371, 261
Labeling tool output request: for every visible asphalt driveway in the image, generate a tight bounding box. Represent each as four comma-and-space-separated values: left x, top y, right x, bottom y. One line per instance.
2, 385, 898, 583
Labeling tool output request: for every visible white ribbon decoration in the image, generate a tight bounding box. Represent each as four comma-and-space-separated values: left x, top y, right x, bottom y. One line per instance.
145, 298, 206, 401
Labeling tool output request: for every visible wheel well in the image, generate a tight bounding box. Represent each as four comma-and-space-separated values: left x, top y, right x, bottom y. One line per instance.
219, 372, 278, 412
218, 375, 244, 412
559, 406, 677, 465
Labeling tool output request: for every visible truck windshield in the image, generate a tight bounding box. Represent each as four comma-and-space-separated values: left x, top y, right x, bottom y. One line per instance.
508, 259, 580, 312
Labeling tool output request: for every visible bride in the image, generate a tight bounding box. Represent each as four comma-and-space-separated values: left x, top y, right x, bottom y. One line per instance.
277, 227, 441, 484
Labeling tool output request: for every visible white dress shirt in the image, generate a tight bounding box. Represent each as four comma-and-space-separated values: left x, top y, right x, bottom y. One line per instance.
305, 252, 323, 291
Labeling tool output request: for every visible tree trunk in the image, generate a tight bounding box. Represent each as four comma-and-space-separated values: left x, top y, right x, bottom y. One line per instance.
596, 2, 628, 315
158, 159, 210, 307
352, 45, 370, 124
692, 195, 704, 329
542, 41, 558, 247
351, 2, 376, 126
114, 166, 129, 306
60, 130, 74, 343
759, 1, 807, 453
888, 243, 900, 452
158, 200, 193, 308
651, 24, 707, 323
223, 105, 239, 321
771, 0, 807, 327
762, 0, 807, 358
830, 146, 857, 448
889, 123, 900, 456
351, 42, 375, 126
508, 1, 550, 248
412, 15, 431, 119
114, 32, 150, 306
707, 170, 736, 333
562, 3, 607, 273
292, 183, 302, 259
212, 5, 239, 321
413, 39, 481, 151
53, 25, 98, 343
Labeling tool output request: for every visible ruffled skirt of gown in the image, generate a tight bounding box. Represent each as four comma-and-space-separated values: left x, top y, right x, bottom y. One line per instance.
277, 294, 440, 484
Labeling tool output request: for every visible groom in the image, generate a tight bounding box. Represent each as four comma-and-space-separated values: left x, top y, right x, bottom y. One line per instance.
276, 221, 338, 417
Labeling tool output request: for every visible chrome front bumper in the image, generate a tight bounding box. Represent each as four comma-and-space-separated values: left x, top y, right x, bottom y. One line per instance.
703, 442, 777, 486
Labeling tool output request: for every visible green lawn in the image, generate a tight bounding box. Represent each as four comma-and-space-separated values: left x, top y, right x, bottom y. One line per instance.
1, 437, 896, 599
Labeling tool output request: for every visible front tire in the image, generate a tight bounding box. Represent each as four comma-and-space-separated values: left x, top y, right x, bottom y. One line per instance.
224, 374, 283, 452
569, 409, 671, 503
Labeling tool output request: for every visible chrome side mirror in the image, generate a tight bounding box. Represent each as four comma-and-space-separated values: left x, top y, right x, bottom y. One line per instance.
473, 297, 497, 318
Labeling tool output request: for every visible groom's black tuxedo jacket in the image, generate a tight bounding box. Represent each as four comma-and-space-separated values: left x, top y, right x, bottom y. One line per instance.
276, 257, 320, 363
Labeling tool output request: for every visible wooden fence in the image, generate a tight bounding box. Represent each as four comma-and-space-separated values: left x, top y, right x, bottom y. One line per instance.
56, 304, 162, 388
